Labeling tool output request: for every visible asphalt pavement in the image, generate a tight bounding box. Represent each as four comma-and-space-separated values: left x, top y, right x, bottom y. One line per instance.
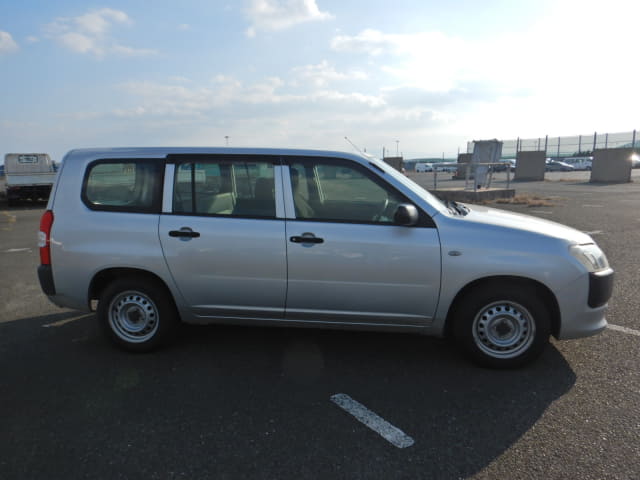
1, 171, 639, 479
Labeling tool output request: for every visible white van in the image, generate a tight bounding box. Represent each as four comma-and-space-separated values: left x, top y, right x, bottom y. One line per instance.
38, 147, 613, 368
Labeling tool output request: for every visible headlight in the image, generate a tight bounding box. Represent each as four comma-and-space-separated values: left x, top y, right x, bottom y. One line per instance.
569, 244, 609, 272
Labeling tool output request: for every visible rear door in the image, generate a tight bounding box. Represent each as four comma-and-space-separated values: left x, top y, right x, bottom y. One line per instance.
159, 155, 287, 320
283, 156, 441, 326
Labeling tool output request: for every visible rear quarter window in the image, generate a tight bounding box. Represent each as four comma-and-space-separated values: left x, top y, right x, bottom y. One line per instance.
82, 160, 163, 213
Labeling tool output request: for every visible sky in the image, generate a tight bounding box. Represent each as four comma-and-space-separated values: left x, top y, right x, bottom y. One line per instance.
1, 0, 639, 162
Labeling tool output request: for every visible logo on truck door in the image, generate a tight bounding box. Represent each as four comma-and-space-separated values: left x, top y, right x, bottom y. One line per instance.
18, 155, 39, 164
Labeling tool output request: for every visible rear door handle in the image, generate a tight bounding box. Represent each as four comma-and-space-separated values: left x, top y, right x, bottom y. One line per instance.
290, 235, 324, 244
169, 229, 200, 238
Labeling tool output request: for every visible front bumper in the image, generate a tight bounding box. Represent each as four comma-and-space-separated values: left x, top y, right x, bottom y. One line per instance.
588, 269, 614, 308
556, 268, 614, 340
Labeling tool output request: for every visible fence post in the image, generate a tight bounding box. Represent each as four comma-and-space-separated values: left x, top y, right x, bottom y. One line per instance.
578, 135, 582, 153
605, 133, 608, 149
544, 135, 548, 153
632, 130, 636, 149
557, 137, 561, 158
593, 132, 597, 151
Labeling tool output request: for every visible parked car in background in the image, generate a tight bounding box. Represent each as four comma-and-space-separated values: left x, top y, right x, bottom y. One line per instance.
415, 163, 433, 172
491, 159, 516, 172
38, 147, 613, 369
630, 153, 640, 168
545, 160, 575, 172
435, 164, 457, 173
563, 156, 593, 170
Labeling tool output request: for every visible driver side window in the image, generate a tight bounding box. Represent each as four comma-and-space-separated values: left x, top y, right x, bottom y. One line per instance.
289, 158, 404, 224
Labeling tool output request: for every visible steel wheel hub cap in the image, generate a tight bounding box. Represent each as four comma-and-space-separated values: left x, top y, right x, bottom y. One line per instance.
109, 291, 159, 343
472, 301, 536, 359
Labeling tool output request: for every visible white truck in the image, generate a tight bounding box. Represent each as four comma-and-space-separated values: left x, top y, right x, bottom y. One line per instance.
4, 153, 57, 206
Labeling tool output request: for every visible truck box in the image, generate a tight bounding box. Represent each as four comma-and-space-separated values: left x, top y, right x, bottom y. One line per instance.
4, 153, 57, 205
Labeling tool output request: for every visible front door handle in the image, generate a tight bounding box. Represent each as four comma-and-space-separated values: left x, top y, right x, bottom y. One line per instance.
169, 229, 200, 238
290, 235, 324, 244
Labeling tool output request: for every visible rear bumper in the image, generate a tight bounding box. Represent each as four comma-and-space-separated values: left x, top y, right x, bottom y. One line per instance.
37, 265, 56, 295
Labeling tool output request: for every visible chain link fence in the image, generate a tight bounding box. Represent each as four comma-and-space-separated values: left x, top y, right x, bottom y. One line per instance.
467, 130, 639, 159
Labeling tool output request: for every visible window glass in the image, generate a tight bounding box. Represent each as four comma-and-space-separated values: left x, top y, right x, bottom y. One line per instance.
289, 159, 404, 224
84, 161, 161, 211
174, 160, 276, 217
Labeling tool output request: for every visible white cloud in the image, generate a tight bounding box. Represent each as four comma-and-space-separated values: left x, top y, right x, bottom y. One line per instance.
332, 29, 470, 92
45, 8, 157, 58
178, 23, 191, 31
0, 31, 19, 55
329, 0, 640, 142
115, 73, 385, 118
291, 60, 367, 87
331, 29, 395, 56
26, 36, 39, 44
245, 0, 333, 37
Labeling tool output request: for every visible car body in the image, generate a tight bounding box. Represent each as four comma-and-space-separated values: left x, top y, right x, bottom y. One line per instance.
435, 164, 457, 173
563, 157, 593, 170
415, 163, 433, 172
37, 147, 614, 368
491, 159, 516, 172
545, 160, 576, 172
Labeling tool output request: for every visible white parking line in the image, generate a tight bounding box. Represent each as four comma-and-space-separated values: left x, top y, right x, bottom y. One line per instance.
330, 393, 415, 449
2, 248, 31, 253
583, 230, 603, 236
608, 324, 640, 337
42, 314, 92, 328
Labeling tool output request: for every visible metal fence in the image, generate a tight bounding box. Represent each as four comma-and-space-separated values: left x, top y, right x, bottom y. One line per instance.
467, 130, 639, 159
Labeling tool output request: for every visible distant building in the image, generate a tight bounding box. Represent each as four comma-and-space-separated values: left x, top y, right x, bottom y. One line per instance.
383, 156, 404, 172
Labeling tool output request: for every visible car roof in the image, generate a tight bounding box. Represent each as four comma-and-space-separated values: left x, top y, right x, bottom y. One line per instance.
63, 147, 372, 164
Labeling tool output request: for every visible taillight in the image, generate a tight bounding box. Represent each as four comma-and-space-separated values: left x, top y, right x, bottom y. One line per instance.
39, 210, 54, 265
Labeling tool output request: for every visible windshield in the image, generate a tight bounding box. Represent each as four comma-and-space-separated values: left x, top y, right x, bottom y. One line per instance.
367, 156, 450, 216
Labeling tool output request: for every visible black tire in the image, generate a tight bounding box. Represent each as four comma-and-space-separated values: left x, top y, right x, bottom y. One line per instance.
97, 276, 180, 352
452, 284, 551, 369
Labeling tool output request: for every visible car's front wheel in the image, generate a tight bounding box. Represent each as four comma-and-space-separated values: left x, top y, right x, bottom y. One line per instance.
452, 284, 551, 368
97, 277, 179, 352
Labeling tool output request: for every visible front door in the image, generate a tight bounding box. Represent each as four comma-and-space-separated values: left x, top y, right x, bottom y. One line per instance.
284, 157, 441, 326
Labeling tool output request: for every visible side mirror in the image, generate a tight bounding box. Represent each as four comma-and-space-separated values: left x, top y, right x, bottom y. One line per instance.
394, 204, 418, 226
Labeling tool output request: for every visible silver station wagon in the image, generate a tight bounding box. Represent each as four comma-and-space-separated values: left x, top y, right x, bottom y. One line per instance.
37, 148, 614, 368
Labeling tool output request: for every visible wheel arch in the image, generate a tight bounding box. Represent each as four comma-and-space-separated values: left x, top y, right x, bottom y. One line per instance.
444, 275, 561, 338
88, 267, 176, 311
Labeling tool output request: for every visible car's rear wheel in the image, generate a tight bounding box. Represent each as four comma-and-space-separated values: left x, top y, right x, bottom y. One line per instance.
452, 284, 551, 368
97, 277, 179, 352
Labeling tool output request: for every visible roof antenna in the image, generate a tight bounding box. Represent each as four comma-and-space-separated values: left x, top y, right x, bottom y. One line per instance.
344, 136, 366, 156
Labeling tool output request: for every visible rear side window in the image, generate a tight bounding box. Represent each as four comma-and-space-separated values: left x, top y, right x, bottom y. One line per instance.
82, 160, 163, 213
173, 160, 276, 218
